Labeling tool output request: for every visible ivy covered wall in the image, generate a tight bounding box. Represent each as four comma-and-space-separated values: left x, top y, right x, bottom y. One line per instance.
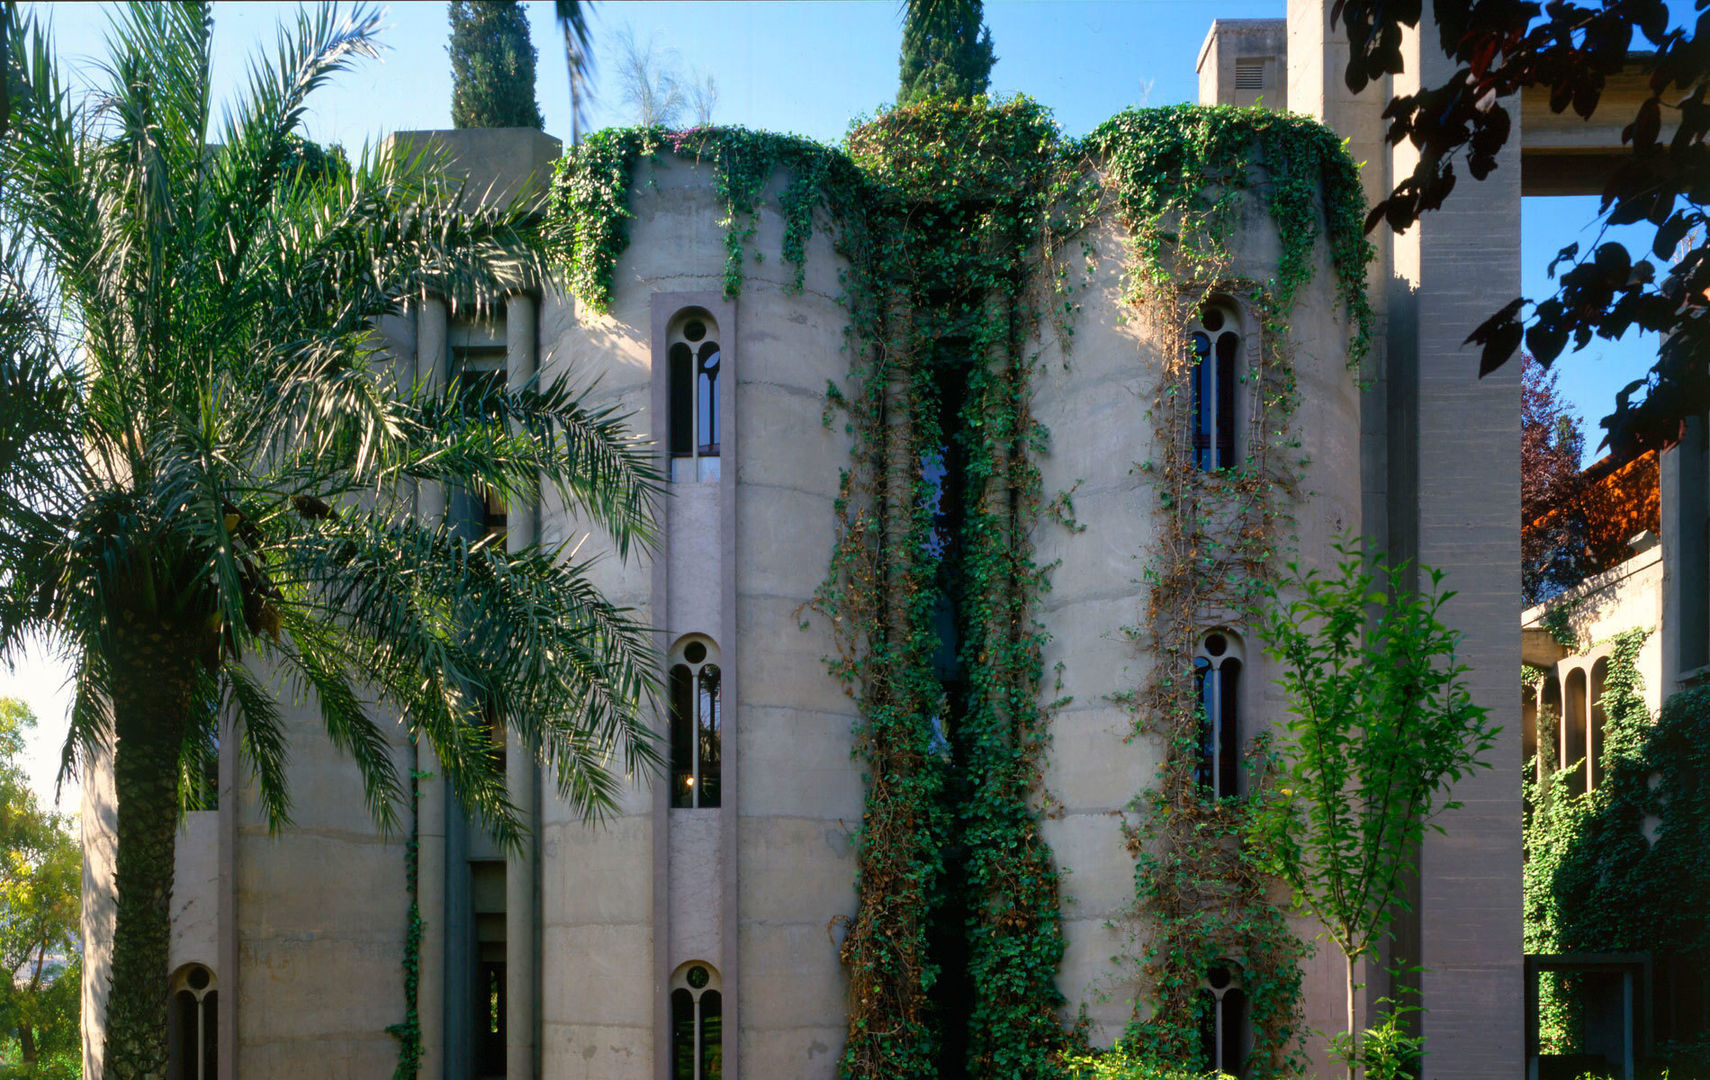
547, 97, 1372, 1079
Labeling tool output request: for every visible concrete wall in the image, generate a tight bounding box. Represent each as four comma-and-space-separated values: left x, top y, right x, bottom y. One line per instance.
1031, 163, 1362, 1046
233, 692, 414, 1078
537, 151, 860, 1080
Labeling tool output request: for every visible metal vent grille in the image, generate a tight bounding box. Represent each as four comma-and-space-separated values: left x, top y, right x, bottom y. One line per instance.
1235, 58, 1266, 91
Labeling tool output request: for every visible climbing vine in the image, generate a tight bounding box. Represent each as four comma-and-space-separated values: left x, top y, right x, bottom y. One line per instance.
1079, 104, 1372, 1075
387, 764, 425, 1080
547, 98, 1373, 1079
1524, 630, 1710, 1069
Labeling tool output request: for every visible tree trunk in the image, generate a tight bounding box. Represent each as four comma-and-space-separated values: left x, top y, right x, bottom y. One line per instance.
19, 1022, 38, 1063
102, 619, 197, 1080
1346, 950, 1358, 1080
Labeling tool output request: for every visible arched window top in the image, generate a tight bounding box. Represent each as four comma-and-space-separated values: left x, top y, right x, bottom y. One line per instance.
1187, 299, 1245, 472
671, 960, 723, 994
1195, 628, 1245, 666
170, 963, 216, 998
670, 636, 722, 809
667, 310, 722, 483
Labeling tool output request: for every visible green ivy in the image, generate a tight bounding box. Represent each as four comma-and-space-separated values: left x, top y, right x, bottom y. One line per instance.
546, 97, 1374, 1080
387, 764, 425, 1080
1524, 632, 1710, 1070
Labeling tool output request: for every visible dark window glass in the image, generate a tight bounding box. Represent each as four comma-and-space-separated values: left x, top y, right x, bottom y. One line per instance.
670, 665, 695, 808
1215, 330, 1238, 468
697, 343, 721, 457
1194, 657, 1214, 791
1219, 659, 1241, 798
1222, 986, 1248, 1074
671, 989, 695, 1080
1191, 332, 1214, 470
1195, 654, 1240, 798
172, 990, 197, 1080
700, 990, 723, 1080
698, 665, 722, 809
202, 991, 217, 1080
670, 342, 694, 458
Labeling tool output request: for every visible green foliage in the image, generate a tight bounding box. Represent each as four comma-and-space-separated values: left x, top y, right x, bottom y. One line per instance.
1524, 632, 1710, 1070
1254, 539, 1497, 1072
1081, 105, 1375, 363
1, 5, 661, 1074
547, 96, 1374, 1080
1059, 1045, 1231, 1080
1355, 998, 1424, 1080
1540, 599, 1582, 651
0, 701, 81, 1078
448, 0, 544, 130
897, 0, 997, 106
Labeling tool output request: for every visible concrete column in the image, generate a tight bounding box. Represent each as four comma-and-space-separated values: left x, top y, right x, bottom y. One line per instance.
415, 297, 449, 1080
1405, 2, 1525, 1074
503, 292, 540, 1080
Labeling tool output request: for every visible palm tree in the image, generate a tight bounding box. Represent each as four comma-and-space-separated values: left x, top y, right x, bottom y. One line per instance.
0, 4, 660, 1077
554, 0, 594, 144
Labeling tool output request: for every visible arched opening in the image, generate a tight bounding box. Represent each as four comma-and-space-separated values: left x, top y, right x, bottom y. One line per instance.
1194, 629, 1244, 798
167, 963, 217, 1080
1565, 667, 1588, 796
1541, 676, 1564, 773
668, 311, 721, 483
669, 636, 722, 809
1197, 960, 1248, 1076
1523, 679, 1540, 781
1589, 656, 1610, 791
1188, 300, 1243, 471
670, 962, 723, 1080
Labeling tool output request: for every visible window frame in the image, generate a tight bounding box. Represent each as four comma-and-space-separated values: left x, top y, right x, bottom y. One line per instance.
669, 962, 723, 1080
669, 636, 722, 809
666, 310, 723, 483
1186, 298, 1246, 472
1194, 629, 1244, 799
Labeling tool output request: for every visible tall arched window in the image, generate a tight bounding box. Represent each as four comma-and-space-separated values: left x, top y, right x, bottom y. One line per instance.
1188, 301, 1241, 471
1564, 666, 1588, 796
1194, 630, 1243, 798
670, 962, 723, 1080
670, 637, 722, 809
1197, 961, 1248, 1076
668, 312, 721, 483
168, 964, 217, 1080
1590, 656, 1610, 791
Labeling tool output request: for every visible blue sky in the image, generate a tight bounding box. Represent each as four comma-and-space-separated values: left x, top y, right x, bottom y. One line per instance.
4, 0, 1680, 799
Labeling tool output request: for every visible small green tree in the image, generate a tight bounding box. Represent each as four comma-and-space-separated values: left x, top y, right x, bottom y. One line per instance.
897, 0, 995, 106
449, 0, 544, 129
0, 700, 82, 1079
1254, 539, 1499, 1079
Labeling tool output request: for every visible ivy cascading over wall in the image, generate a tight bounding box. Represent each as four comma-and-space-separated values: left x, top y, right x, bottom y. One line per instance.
544, 99, 1373, 1080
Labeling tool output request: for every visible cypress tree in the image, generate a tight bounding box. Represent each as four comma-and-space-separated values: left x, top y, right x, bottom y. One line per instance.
449, 0, 545, 129
897, 0, 996, 106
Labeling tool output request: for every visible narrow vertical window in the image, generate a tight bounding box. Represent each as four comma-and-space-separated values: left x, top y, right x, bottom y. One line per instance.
670, 638, 722, 809
1589, 656, 1609, 791
1197, 962, 1248, 1076
452, 330, 510, 540
168, 964, 217, 1080
1564, 666, 1588, 796
671, 964, 723, 1080
1188, 302, 1241, 471
668, 313, 721, 482
1194, 631, 1243, 798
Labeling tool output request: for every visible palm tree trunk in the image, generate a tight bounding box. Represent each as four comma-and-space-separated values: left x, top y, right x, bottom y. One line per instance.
103, 626, 196, 1080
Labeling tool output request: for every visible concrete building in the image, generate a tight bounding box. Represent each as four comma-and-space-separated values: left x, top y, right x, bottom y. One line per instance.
84, 3, 1682, 1077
